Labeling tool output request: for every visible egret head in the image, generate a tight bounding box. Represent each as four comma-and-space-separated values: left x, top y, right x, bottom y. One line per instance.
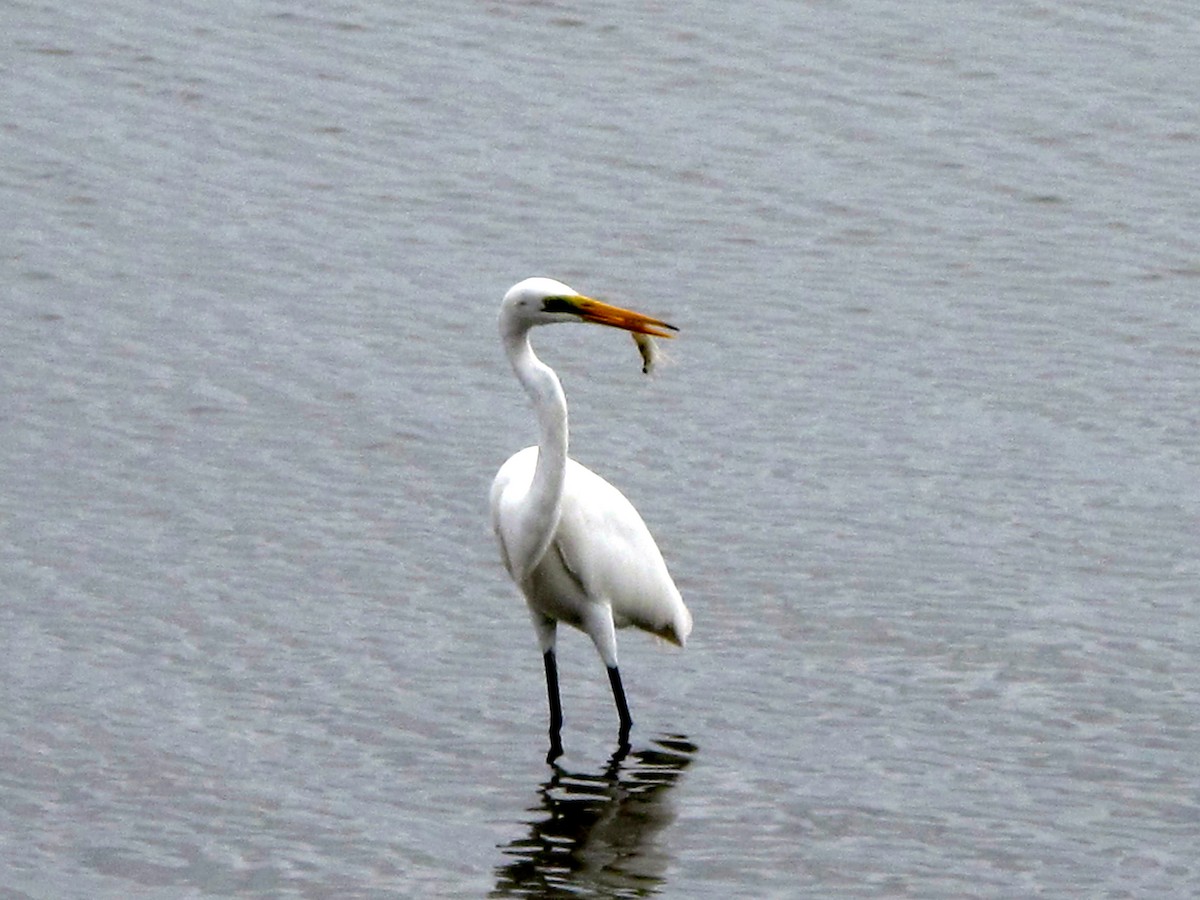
500, 277, 678, 338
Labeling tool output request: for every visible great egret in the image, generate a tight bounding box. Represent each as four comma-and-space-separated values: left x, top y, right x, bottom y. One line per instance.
490, 277, 692, 762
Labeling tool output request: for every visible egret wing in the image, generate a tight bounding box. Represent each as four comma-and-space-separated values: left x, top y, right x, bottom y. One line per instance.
553, 459, 691, 646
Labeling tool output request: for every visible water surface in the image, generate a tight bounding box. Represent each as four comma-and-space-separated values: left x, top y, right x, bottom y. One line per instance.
4, 0, 1198, 896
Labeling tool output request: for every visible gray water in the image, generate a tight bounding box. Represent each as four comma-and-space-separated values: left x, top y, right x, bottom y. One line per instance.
4, 1, 1199, 896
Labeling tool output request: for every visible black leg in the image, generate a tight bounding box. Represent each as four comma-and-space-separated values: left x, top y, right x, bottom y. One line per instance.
544, 650, 564, 763
607, 665, 633, 745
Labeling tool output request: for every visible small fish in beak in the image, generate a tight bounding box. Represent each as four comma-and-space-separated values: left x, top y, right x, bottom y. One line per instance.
633, 332, 659, 375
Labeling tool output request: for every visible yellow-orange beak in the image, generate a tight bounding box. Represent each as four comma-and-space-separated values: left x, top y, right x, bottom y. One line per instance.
559, 295, 678, 338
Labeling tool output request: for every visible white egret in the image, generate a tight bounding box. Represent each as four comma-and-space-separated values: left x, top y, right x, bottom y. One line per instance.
490, 277, 692, 762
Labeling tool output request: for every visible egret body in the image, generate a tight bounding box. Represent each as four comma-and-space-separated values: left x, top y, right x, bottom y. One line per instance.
490, 277, 692, 761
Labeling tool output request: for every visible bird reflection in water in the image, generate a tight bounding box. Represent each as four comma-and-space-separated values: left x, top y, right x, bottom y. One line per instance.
492, 734, 697, 898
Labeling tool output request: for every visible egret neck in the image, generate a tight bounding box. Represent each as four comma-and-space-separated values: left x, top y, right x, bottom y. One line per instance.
501, 320, 568, 584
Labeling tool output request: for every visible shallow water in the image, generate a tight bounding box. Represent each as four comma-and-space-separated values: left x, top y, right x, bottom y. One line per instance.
4, 0, 1199, 896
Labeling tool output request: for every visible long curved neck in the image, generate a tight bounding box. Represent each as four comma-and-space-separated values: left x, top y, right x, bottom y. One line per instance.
504, 323, 568, 577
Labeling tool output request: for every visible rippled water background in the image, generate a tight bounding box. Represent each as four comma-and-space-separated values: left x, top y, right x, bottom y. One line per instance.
4, 1, 1199, 896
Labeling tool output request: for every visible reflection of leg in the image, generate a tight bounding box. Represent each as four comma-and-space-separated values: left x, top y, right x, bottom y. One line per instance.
544, 650, 564, 762
607, 665, 633, 743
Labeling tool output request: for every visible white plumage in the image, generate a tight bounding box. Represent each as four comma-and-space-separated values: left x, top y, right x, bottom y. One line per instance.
493, 449, 691, 648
